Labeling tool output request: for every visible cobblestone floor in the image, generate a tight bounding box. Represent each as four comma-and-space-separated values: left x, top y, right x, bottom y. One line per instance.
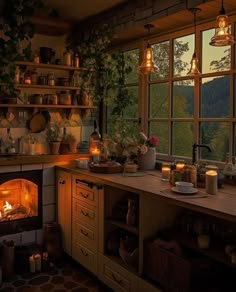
0, 258, 112, 292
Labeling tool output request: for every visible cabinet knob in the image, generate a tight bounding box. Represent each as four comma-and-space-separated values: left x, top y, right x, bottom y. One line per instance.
80, 248, 88, 256
80, 192, 89, 199
59, 180, 65, 184
80, 229, 88, 237
111, 273, 122, 284
81, 210, 89, 217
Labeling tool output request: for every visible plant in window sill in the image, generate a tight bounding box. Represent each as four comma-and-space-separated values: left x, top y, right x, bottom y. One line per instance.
138, 132, 159, 154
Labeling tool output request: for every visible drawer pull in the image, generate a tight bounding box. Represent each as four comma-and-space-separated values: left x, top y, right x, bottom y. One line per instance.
81, 248, 88, 256
81, 210, 89, 217
111, 273, 122, 285
81, 229, 88, 237
80, 192, 89, 198
59, 180, 65, 184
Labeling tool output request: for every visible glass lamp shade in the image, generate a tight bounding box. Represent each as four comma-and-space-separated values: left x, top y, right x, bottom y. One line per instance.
137, 43, 157, 74
209, 14, 235, 46
187, 51, 201, 76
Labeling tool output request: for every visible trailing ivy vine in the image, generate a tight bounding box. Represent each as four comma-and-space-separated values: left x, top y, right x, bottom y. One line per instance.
0, 0, 43, 96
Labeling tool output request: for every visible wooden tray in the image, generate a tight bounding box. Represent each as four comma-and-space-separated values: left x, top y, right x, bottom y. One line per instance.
89, 164, 123, 173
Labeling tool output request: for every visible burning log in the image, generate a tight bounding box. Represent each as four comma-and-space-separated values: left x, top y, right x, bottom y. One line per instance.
4, 204, 27, 216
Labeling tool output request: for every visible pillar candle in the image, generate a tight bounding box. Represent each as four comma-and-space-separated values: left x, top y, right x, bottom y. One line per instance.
34, 254, 41, 272
29, 255, 35, 273
176, 162, 185, 171
206, 170, 217, 195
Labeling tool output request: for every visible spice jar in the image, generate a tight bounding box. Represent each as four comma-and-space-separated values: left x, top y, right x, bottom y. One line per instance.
47, 72, 55, 86
63, 51, 72, 66
59, 90, 71, 105
73, 53, 79, 67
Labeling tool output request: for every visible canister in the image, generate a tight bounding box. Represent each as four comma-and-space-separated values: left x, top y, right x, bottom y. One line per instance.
59, 90, 71, 105
63, 51, 72, 66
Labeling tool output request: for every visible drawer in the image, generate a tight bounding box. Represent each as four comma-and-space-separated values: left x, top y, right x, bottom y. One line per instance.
98, 254, 138, 292
72, 222, 97, 251
73, 178, 98, 206
72, 199, 97, 227
72, 241, 97, 275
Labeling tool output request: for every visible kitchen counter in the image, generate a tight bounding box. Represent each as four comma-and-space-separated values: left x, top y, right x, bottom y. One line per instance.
57, 164, 236, 223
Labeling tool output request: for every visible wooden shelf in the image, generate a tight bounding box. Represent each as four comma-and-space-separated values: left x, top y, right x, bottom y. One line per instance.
16, 84, 81, 91
105, 255, 139, 275
15, 61, 91, 72
161, 228, 236, 268
0, 104, 97, 109
107, 219, 139, 235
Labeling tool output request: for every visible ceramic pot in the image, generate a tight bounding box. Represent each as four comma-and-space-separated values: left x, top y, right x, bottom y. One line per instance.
48, 141, 61, 155
138, 147, 156, 170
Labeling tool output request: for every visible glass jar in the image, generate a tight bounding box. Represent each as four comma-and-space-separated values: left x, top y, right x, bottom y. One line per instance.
59, 90, 71, 105
47, 72, 55, 86
63, 51, 71, 66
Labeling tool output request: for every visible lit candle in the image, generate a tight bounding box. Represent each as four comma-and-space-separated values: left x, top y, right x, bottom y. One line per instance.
29, 255, 35, 273
34, 254, 41, 272
176, 163, 185, 171
161, 163, 171, 181
205, 170, 218, 195
91, 147, 100, 163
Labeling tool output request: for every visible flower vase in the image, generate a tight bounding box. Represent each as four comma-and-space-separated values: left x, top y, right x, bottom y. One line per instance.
138, 147, 156, 170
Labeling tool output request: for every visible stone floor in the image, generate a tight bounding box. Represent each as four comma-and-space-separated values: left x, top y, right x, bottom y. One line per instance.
0, 258, 112, 292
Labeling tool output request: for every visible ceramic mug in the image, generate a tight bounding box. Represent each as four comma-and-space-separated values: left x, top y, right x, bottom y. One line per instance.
75, 158, 88, 169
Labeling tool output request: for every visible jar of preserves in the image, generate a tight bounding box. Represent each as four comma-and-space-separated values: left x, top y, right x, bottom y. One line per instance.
63, 51, 72, 66
59, 90, 71, 105
47, 72, 55, 86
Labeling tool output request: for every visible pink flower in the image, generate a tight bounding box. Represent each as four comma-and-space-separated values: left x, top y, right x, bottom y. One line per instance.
139, 144, 148, 154
139, 132, 147, 141
147, 135, 159, 147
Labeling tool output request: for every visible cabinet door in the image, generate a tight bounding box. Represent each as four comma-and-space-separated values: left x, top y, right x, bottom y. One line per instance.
57, 170, 72, 255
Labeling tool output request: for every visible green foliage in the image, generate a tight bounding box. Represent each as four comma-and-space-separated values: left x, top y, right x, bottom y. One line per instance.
45, 124, 61, 142
0, 0, 43, 96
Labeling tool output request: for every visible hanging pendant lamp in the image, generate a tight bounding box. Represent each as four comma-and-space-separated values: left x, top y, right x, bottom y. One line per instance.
137, 24, 157, 75
209, 0, 234, 46
187, 8, 201, 76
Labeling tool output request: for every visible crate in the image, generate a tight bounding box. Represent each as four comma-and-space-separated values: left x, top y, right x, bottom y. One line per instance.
143, 238, 212, 292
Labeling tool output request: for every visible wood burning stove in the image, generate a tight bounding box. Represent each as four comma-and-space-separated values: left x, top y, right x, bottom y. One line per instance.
0, 170, 42, 236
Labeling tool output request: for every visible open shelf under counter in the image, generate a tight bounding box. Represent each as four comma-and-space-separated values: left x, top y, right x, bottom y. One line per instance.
105, 254, 139, 276
15, 61, 92, 72
107, 219, 139, 235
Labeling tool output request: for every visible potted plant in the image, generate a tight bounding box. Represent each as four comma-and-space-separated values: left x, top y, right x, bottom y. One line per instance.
60, 130, 77, 154
45, 124, 62, 154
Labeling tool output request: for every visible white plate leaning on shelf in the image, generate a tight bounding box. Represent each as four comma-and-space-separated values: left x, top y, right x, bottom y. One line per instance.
171, 187, 198, 195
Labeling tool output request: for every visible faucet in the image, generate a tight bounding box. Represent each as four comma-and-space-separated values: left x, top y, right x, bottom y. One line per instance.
192, 143, 212, 165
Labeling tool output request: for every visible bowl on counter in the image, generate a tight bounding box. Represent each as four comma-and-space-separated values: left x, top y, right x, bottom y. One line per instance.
175, 181, 194, 193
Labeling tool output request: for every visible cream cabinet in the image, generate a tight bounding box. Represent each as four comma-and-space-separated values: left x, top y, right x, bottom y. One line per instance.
56, 169, 72, 255
71, 175, 103, 275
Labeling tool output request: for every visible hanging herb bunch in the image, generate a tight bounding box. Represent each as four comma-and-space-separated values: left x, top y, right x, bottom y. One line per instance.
0, 0, 43, 97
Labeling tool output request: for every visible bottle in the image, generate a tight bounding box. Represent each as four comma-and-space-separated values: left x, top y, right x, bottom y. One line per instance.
89, 120, 101, 151
73, 53, 79, 67
6, 128, 16, 153
126, 199, 137, 226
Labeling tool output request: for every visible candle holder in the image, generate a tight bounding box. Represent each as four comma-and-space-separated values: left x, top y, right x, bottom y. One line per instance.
175, 159, 185, 171
161, 162, 171, 181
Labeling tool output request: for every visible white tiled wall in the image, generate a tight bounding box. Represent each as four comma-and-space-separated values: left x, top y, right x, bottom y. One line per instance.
0, 163, 56, 246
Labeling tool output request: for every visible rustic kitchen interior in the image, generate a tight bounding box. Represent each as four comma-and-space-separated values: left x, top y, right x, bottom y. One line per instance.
1, 0, 236, 291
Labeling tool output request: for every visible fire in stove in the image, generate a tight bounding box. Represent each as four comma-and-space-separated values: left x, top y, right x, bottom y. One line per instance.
0, 178, 38, 222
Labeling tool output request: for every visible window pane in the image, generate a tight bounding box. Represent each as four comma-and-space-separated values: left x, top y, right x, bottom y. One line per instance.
123, 86, 138, 118
173, 34, 193, 77
150, 40, 170, 80
172, 122, 193, 157
202, 28, 231, 73
124, 49, 139, 83
150, 83, 168, 118
149, 122, 168, 154
172, 80, 194, 118
200, 122, 229, 161
200, 76, 229, 118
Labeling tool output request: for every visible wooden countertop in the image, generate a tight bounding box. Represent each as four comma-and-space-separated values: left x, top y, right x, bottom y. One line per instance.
0, 154, 88, 166
57, 164, 236, 222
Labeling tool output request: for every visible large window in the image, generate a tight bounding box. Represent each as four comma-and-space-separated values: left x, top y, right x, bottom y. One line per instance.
107, 15, 236, 164
147, 20, 236, 163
